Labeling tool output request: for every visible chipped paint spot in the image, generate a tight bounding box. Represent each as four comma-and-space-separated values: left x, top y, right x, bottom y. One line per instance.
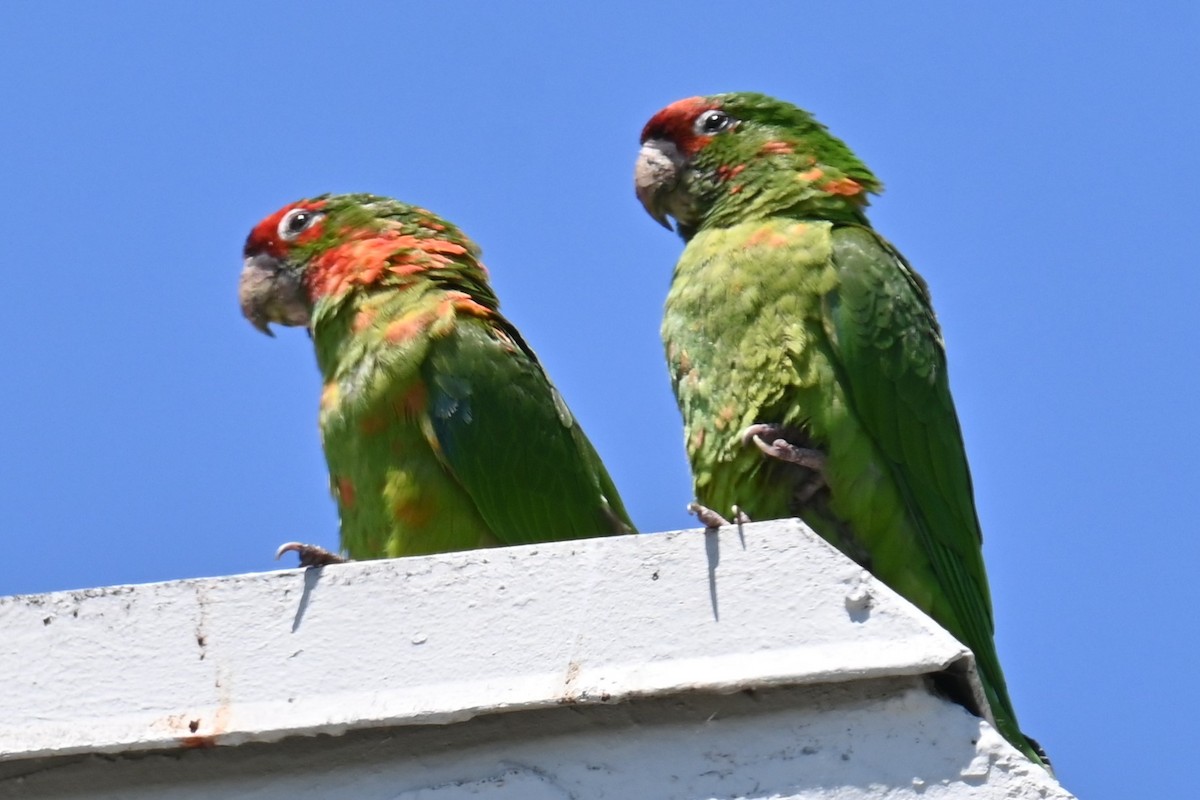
559, 659, 582, 702
159, 665, 234, 750
180, 735, 218, 749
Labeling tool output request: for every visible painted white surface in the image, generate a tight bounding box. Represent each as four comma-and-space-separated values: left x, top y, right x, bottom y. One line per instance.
0, 519, 971, 760
0, 520, 1075, 798
0, 680, 1073, 799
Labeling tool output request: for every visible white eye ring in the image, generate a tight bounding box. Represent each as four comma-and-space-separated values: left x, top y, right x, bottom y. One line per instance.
278, 208, 325, 241
694, 109, 733, 136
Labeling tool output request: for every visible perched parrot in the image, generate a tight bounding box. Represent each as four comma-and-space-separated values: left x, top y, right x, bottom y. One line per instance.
635, 93, 1047, 768
239, 193, 635, 564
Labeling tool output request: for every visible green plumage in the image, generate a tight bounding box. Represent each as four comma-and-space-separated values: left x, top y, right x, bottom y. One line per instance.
638, 93, 1045, 767
240, 194, 634, 559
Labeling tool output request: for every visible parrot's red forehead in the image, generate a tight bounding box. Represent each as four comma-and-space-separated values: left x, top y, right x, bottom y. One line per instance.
640, 96, 720, 148
244, 198, 328, 257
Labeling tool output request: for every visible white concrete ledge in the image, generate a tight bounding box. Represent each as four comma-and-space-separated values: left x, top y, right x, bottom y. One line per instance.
0, 520, 1074, 799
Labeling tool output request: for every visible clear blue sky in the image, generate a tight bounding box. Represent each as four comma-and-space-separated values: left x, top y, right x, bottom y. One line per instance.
1, 2, 1194, 795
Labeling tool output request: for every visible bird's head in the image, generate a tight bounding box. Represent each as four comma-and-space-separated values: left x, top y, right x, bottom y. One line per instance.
635, 92, 882, 239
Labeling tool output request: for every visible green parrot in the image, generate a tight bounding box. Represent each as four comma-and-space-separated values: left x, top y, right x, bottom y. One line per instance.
239, 193, 635, 564
635, 93, 1047, 768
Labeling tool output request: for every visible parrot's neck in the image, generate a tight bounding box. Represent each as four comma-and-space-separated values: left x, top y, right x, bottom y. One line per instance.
311, 277, 502, 414
311, 285, 437, 397
693, 153, 875, 237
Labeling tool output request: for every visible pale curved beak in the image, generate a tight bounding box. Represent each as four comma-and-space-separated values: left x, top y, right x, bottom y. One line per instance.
238, 252, 311, 336
634, 139, 684, 230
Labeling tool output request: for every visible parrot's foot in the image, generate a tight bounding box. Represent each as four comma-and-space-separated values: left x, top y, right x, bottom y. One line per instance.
275, 541, 349, 568
687, 502, 729, 529
740, 423, 828, 504
687, 502, 751, 529
741, 424, 827, 471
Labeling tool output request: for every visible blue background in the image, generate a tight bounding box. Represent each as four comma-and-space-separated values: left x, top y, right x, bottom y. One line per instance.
1, 3, 1195, 795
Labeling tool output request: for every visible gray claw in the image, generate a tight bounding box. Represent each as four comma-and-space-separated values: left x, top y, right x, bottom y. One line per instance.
740, 423, 827, 472
687, 502, 730, 530
275, 541, 348, 567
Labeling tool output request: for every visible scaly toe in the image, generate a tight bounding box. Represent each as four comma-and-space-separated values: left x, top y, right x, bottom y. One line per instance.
687, 502, 730, 530
275, 541, 348, 567
740, 423, 785, 447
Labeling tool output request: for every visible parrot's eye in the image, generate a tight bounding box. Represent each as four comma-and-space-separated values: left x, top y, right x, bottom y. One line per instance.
694, 109, 733, 136
278, 208, 324, 242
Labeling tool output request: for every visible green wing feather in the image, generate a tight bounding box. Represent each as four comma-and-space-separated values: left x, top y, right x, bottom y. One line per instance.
825, 224, 1029, 752
422, 317, 635, 544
